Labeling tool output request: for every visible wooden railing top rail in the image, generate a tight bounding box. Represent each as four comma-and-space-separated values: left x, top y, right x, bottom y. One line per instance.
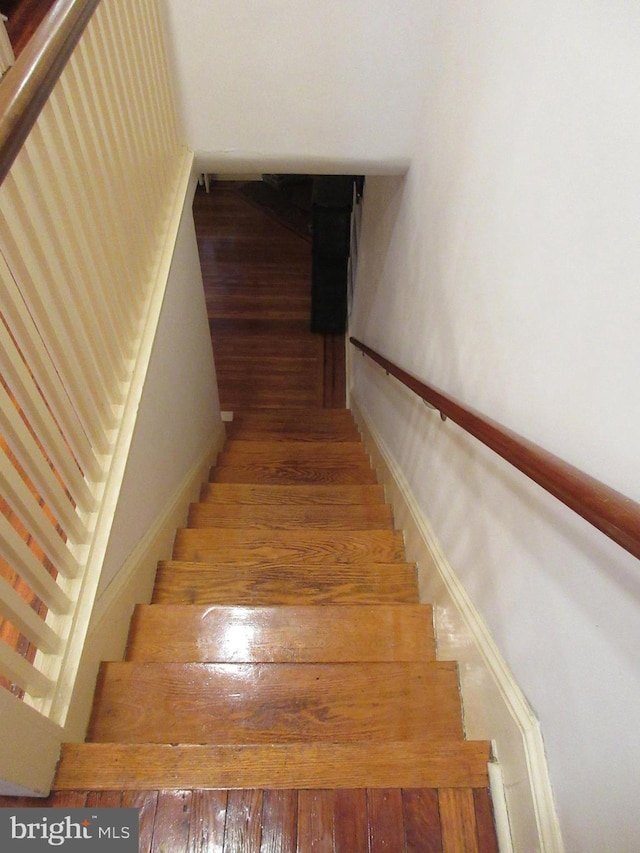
0, 0, 100, 187
351, 337, 640, 561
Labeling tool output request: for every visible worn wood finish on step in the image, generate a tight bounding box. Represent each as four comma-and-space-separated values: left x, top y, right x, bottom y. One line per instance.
126, 604, 435, 663
88, 661, 463, 744
51, 393, 496, 846
152, 562, 419, 605
200, 483, 386, 505
187, 503, 394, 530
5, 785, 497, 850
172, 529, 405, 565
54, 742, 490, 791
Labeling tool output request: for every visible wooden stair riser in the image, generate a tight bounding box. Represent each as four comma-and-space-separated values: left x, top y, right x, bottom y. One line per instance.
126, 605, 435, 663
187, 503, 395, 530
88, 661, 463, 744
152, 562, 420, 605
199, 483, 386, 505
54, 742, 490, 790
172, 529, 406, 565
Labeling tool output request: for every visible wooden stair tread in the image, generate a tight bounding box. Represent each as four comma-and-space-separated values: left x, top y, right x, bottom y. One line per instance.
88, 661, 463, 744
219, 441, 369, 463
56, 402, 494, 839
126, 604, 435, 662
187, 503, 394, 530
228, 409, 356, 426
152, 561, 419, 605
210, 462, 378, 485
225, 423, 361, 442
54, 741, 490, 790
172, 529, 406, 564
199, 483, 386, 505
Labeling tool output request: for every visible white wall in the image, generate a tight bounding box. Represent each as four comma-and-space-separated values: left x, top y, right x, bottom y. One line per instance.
350, 2, 640, 851
160, 0, 427, 174
100, 179, 220, 594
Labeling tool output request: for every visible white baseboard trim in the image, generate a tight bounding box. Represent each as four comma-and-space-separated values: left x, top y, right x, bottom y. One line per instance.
63, 424, 225, 743
350, 396, 564, 853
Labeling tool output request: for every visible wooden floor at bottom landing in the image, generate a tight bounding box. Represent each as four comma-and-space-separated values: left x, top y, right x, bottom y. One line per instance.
0, 787, 498, 851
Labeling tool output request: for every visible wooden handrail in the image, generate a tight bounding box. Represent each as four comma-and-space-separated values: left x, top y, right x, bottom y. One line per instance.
0, 0, 100, 187
351, 337, 640, 561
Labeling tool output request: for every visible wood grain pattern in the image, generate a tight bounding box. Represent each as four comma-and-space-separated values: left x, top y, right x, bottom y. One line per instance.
188, 503, 394, 530
151, 790, 192, 853
473, 788, 500, 853
0, 786, 497, 850
225, 422, 360, 442
171, 529, 405, 565
209, 462, 378, 486
224, 789, 263, 852
368, 789, 406, 853
439, 788, 480, 853
225, 409, 356, 428
152, 561, 420, 606
334, 789, 369, 852
125, 604, 435, 663
54, 742, 491, 791
215, 359, 325, 410
188, 789, 228, 853
260, 790, 297, 853
42, 404, 496, 848
297, 790, 335, 853
122, 790, 159, 853
219, 441, 369, 462
403, 788, 443, 853
87, 661, 463, 744
199, 483, 386, 505
196, 183, 345, 409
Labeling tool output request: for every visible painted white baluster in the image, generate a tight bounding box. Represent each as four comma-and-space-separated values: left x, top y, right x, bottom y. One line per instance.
0, 253, 103, 483
0, 382, 89, 541
0, 643, 53, 698
0, 452, 80, 577
0, 577, 61, 655
0, 515, 71, 615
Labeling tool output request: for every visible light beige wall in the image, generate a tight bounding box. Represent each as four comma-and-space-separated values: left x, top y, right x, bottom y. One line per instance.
160, 0, 427, 174
350, 2, 640, 851
99, 177, 221, 595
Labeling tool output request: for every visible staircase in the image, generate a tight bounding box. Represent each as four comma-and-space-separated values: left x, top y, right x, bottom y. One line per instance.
54, 408, 496, 850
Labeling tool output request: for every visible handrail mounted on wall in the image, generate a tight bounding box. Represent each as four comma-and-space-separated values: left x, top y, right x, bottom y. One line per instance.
350, 337, 640, 561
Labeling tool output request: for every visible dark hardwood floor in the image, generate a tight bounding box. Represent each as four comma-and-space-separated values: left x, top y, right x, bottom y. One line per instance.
0, 787, 498, 851
194, 180, 346, 410
3, 0, 57, 57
